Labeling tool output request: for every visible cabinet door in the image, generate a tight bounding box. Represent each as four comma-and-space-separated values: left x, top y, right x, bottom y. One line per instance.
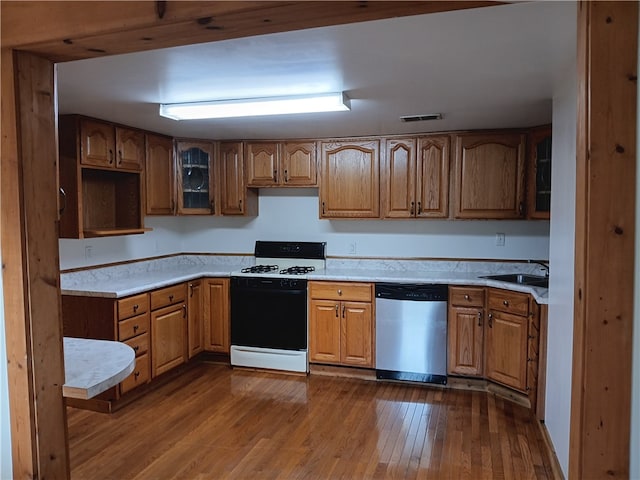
453, 133, 526, 219
246, 142, 279, 186
187, 280, 203, 358
485, 310, 528, 391
151, 303, 187, 377
176, 141, 214, 214
527, 125, 552, 219
282, 142, 317, 186
341, 301, 373, 367
309, 299, 341, 364
203, 278, 230, 353
416, 136, 450, 218
447, 306, 483, 376
80, 119, 115, 168
382, 138, 416, 218
115, 127, 144, 171
320, 140, 380, 218
220, 142, 246, 215
145, 134, 175, 215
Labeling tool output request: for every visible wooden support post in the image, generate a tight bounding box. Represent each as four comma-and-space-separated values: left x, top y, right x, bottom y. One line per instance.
571, 2, 638, 478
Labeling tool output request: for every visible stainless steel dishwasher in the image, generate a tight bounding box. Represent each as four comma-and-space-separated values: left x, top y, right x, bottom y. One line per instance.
375, 283, 448, 385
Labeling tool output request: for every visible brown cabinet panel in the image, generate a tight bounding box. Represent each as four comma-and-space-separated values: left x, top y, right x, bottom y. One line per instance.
118, 312, 150, 341
176, 140, 215, 215
246, 142, 279, 186
80, 119, 115, 168
526, 125, 552, 219
485, 309, 528, 392
117, 292, 149, 320
203, 278, 230, 353
145, 134, 175, 215
487, 288, 529, 316
383, 138, 416, 218
309, 281, 372, 302
453, 133, 526, 219
448, 305, 484, 376
116, 127, 145, 171
125, 332, 149, 357
219, 141, 258, 216
341, 301, 373, 367
416, 136, 449, 218
120, 352, 150, 395
449, 286, 485, 308
309, 299, 341, 364
150, 283, 186, 310
151, 302, 187, 377
282, 141, 317, 186
320, 139, 380, 218
187, 280, 203, 358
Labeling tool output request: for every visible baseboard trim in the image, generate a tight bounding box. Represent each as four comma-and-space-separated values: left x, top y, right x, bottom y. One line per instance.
536, 419, 565, 480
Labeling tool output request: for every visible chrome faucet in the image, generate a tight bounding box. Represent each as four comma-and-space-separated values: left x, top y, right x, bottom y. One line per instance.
528, 260, 549, 277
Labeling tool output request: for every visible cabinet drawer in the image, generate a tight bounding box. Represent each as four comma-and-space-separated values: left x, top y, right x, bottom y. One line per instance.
118, 312, 149, 341
309, 282, 372, 302
125, 332, 149, 357
150, 283, 186, 310
117, 293, 149, 321
120, 352, 150, 394
487, 289, 529, 316
449, 286, 485, 307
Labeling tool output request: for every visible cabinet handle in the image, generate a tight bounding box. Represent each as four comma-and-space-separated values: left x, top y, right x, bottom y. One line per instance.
133, 324, 139, 332
239, 199, 243, 211
519, 202, 524, 216
410, 201, 415, 215
284, 170, 288, 183
183, 304, 187, 318
342, 305, 346, 318
528, 334, 535, 339
59, 187, 67, 215
503, 300, 509, 307
337, 289, 342, 296
464, 294, 470, 301
335, 304, 339, 317
109, 149, 114, 164
417, 201, 422, 215
133, 345, 140, 352
322, 201, 326, 215
477, 311, 483, 327
189, 283, 194, 297
133, 304, 139, 312
488, 312, 493, 328
117, 150, 123, 165
171, 199, 175, 214
169, 294, 174, 302
273, 169, 277, 182
210, 199, 215, 213
134, 371, 140, 379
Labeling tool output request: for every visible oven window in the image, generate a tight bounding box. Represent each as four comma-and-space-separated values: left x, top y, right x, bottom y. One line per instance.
231, 284, 307, 350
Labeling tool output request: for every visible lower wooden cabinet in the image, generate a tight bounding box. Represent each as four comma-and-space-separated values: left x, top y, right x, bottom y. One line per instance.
448, 286, 485, 376
188, 280, 204, 358
151, 283, 187, 377
485, 309, 528, 391
308, 281, 374, 367
203, 278, 230, 353
120, 352, 150, 394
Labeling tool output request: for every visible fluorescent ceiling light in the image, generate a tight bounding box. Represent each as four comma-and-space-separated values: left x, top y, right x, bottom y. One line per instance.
159, 92, 351, 120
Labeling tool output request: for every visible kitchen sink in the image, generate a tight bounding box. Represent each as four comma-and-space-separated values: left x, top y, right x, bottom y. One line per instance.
480, 273, 549, 289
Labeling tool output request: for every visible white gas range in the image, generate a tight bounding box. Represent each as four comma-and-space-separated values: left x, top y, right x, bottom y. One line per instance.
229, 241, 326, 373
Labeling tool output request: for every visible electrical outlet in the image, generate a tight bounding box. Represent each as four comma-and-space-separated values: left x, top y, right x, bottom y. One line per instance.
348, 242, 357, 255
85, 245, 93, 259
495, 233, 505, 247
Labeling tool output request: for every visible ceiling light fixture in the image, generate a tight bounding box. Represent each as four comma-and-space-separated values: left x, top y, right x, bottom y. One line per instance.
159, 92, 351, 120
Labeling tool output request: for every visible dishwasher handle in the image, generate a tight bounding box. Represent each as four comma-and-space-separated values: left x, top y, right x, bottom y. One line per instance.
375, 283, 448, 302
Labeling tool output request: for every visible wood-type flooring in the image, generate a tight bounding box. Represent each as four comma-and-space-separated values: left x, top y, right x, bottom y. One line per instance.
67, 363, 554, 479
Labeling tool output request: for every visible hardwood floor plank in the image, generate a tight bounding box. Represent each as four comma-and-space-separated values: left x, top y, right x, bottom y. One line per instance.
67, 363, 554, 479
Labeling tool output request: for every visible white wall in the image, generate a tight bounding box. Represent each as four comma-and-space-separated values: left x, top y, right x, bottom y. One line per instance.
0, 251, 12, 480
545, 16, 577, 477
60, 189, 550, 270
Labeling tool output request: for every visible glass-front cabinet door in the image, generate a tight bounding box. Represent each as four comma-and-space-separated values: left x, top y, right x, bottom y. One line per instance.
176, 141, 215, 215
527, 125, 552, 219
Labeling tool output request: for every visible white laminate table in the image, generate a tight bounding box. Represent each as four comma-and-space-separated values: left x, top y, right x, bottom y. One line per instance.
63, 337, 135, 400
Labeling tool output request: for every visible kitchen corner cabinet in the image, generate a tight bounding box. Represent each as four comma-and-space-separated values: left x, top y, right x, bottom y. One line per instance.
447, 286, 485, 376
145, 133, 175, 215
382, 135, 450, 218
219, 141, 258, 216
246, 141, 317, 187
151, 283, 188, 377
319, 139, 380, 218
187, 280, 204, 358
527, 125, 552, 219
452, 132, 526, 219
58, 115, 145, 238
203, 278, 230, 353
176, 140, 216, 215
308, 281, 374, 367
485, 288, 529, 392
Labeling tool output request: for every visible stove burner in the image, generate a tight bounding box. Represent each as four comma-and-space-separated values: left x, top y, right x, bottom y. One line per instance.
241, 265, 279, 274
280, 266, 316, 275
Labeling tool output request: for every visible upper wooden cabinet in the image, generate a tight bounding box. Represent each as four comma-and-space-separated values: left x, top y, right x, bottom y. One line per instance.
79, 117, 144, 171
319, 139, 380, 218
176, 140, 215, 215
452, 132, 526, 219
58, 115, 145, 238
527, 125, 552, 219
246, 141, 318, 187
382, 136, 450, 218
219, 141, 258, 216
145, 134, 175, 215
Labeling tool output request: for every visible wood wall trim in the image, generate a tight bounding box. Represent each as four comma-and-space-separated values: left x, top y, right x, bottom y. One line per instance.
570, 2, 638, 478
1, 1, 502, 62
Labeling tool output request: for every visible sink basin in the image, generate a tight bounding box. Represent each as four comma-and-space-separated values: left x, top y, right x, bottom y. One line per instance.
481, 273, 549, 289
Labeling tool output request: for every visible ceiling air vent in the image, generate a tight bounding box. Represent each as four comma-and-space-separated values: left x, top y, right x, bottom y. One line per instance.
400, 113, 443, 123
